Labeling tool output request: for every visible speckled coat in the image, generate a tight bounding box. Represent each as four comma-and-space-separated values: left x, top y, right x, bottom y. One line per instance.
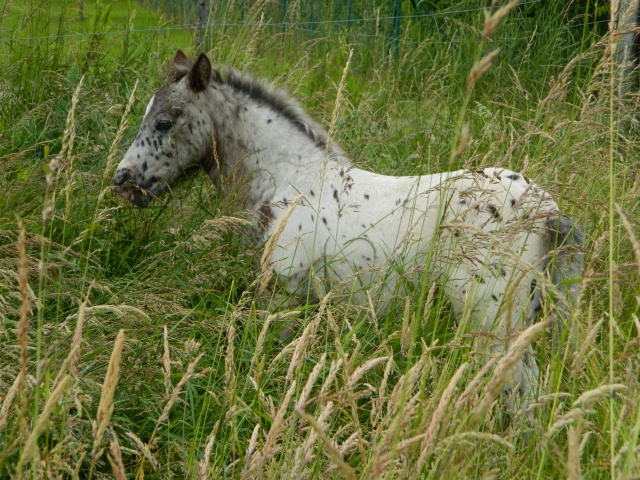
114, 51, 583, 410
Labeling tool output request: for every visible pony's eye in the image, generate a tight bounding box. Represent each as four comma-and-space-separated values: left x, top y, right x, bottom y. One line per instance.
155, 119, 173, 132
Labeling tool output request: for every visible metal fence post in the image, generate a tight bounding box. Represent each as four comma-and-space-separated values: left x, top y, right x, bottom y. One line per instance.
197, 0, 211, 51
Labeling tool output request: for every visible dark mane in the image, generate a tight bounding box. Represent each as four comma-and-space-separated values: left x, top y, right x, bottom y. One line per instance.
217, 67, 338, 153
168, 57, 341, 154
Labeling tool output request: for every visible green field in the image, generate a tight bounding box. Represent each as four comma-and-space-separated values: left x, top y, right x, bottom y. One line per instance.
1, 0, 639, 478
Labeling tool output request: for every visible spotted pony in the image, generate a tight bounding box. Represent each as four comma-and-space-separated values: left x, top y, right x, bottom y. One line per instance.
113, 51, 583, 410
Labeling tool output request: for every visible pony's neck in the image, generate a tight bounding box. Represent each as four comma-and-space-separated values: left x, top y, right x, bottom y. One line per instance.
204, 82, 348, 208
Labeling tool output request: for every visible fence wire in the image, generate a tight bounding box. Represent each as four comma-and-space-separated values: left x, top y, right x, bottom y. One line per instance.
3, 0, 605, 46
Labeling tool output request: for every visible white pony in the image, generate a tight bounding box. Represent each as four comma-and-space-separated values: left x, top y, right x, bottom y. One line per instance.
114, 51, 583, 410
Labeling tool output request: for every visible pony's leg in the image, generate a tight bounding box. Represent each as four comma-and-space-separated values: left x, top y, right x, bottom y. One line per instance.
443, 265, 540, 411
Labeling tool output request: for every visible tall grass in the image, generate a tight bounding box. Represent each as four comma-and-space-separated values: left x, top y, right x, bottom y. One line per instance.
0, 0, 639, 478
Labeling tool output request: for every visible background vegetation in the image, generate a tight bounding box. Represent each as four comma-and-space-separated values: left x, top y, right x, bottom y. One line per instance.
0, 0, 639, 478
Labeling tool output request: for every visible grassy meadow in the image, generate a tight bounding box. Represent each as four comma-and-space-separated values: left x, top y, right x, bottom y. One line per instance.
1, 0, 640, 478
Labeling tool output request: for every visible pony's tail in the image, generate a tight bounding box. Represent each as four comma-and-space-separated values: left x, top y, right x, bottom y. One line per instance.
544, 216, 584, 347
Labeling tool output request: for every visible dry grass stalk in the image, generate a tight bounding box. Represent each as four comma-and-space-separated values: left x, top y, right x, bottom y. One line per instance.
295, 408, 356, 480
53, 283, 93, 387
320, 358, 343, 398
71, 451, 87, 479
239, 423, 261, 479
483, 0, 520, 39
247, 376, 275, 417
454, 357, 498, 410
242, 12, 265, 67
125, 430, 159, 471
467, 49, 501, 93
471, 320, 548, 427
68, 287, 90, 376
287, 318, 317, 382
414, 362, 469, 475
366, 291, 379, 332
62, 304, 151, 323
380, 432, 431, 464
18, 375, 71, 472
108, 436, 127, 480
163, 325, 171, 396
245, 380, 297, 476
198, 420, 220, 480
103, 79, 138, 178
371, 355, 394, 430
92, 330, 126, 464
571, 314, 602, 373
250, 312, 285, 379
337, 431, 361, 457
614, 203, 640, 276
270, 336, 300, 367
326, 48, 353, 151
421, 282, 438, 328
567, 421, 583, 480
59, 75, 84, 161
17, 222, 29, 437
452, 124, 471, 159
295, 352, 326, 410
224, 324, 236, 403
573, 384, 628, 408
347, 356, 389, 389
438, 431, 514, 452
258, 193, 304, 294
261, 379, 297, 459
156, 352, 204, 427
400, 297, 412, 356
0, 373, 20, 432
373, 356, 431, 463
548, 408, 591, 438
386, 353, 430, 419
291, 401, 335, 476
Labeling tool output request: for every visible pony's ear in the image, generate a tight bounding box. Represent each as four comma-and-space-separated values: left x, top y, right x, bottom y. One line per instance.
188, 53, 211, 92
173, 50, 189, 65
169, 50, 192, 82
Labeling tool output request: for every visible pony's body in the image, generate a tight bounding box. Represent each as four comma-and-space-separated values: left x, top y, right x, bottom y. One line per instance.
114, 51, 582, 409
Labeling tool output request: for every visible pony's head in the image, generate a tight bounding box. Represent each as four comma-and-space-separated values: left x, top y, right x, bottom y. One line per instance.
113, 50, 214, 207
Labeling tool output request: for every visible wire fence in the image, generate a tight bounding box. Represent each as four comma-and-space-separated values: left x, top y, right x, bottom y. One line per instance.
3, 0, 608, 50
4, 18, 610, 46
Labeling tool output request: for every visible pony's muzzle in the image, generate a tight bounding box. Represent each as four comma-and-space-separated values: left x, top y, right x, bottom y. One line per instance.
113, 168, 153, 208
113, 167, 133, 186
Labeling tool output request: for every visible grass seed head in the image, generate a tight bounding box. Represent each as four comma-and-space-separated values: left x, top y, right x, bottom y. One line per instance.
295, 352, 326, 411
259, 193, 305, 293
347, 356, 389, 389
240, 423, 260, 479
198, 421, 220, 480
156, 352, 204, 427
286, 318, 317, 383
483, 0, 520, 40
467, 49, 501, 93
0, 374, 21, 432
92, 330, 125, 463
108, 436, 127, 480
163, 325, 171, 397
17, 222, 29, 406
567, 422, 583, 480
472, 320, 548, 426
19, 375, 71, 471
295, 407, 356, 480
224, 324, 236, 403
415, 362, 468, 472
103, 79, 138, 179
573, 384, 628, 408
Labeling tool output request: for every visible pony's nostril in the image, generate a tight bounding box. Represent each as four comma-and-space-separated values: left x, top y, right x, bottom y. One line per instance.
113, 168, 131, 186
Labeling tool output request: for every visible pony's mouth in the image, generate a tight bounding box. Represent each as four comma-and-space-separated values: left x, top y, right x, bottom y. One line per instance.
114, 183, 153, 208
